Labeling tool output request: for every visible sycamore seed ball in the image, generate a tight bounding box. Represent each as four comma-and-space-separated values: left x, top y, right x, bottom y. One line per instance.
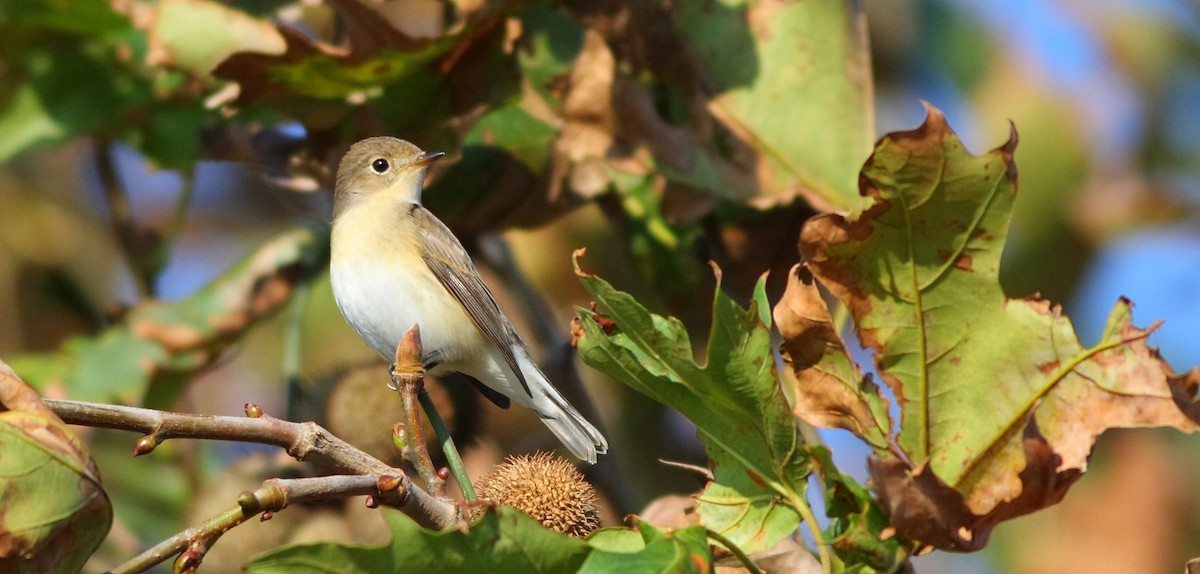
474, 452, 600, 538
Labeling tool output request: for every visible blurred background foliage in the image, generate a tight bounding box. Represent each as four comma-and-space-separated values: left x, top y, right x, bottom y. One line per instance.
1, 0, 1199, 572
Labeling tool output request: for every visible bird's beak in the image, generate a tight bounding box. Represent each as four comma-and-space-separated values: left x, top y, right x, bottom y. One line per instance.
410, 151, 444, 167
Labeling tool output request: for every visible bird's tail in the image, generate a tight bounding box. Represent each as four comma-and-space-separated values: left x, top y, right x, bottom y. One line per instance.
519, 356, 608, 464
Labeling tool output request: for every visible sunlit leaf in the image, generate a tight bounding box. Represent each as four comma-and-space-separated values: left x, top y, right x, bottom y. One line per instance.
149, 0, 285, 75
675, 0, 874, 211
800, 104, 1200, 550
579, 521, 712, 573
574, 259, 806, 553
247, 507, 588, 573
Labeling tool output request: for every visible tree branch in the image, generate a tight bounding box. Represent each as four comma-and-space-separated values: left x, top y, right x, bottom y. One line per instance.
94, 137, 153, 299
43, 399, 457, 530
110, 475, 392, 574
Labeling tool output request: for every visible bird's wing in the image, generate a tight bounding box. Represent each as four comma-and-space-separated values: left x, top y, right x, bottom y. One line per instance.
412, 205, 532, 398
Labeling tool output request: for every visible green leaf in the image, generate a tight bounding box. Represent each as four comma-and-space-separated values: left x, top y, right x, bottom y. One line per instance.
0, 363, 111, 574
675, 0, 873, 211
12, 227, 328, 404
695, 448, 800, 555
274, 44, 452, 100
580, 522, 712, 573
423, 103, 561, 234
0, 0, 129, 37
806, 446, 906, 571
585, 527, 646, 553
574, 258, 807, 553
246, 507, 588, 573
516, 5, 584, 108
801, 104, 1200, 550
0, 46, 147, 160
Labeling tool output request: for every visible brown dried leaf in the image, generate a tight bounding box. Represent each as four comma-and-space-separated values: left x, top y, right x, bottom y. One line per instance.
773, 263, 890, 449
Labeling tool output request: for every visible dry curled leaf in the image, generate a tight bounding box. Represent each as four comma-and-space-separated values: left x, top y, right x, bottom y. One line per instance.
773, 263, 890, 449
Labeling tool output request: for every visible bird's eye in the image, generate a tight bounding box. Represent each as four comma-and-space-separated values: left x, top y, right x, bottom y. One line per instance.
371, 158, 390, 174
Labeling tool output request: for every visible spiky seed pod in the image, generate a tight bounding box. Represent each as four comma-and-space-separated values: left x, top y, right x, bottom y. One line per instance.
474, 452, 601, 538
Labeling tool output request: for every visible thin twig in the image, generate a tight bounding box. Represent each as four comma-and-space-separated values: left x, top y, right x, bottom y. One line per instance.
391, 325, 447, 497
94, 137, 152, 299
150, 166, 196, 274
43, 399, 456, 529
109, 475, 388, 574
707, 528, 764, 574
657, 458, 714, 481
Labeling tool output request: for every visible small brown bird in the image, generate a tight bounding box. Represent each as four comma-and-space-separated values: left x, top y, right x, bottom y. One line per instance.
329, 137, 608, 463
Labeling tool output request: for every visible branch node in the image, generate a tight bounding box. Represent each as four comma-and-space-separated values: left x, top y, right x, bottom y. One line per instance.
133, 435, 159, 456
236, 491, 260, 514
173, 546, 204, 574
377, 474, 402, 493
244, 402, 264, 418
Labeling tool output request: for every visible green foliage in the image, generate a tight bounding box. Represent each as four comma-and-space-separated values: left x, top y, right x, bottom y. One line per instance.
797, 105, 1200, 551
246, 507, 713, 574
675, 0, 873, 210
580, 521, 712, 573
11, 227, 328, 404
574, 261, 805, 554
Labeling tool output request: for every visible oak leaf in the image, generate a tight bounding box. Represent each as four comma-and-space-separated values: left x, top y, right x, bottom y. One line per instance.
788, 103, 1200, 550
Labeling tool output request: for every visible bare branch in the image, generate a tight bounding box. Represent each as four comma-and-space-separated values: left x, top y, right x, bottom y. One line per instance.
109, 475, 392, 574
43, 399, 457, 530
94, 137, 153, 299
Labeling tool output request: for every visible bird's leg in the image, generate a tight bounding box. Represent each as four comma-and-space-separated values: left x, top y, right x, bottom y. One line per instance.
390, 325, 447, 498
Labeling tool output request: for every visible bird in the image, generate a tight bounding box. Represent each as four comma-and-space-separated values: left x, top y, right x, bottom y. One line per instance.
329, 136, 608, 463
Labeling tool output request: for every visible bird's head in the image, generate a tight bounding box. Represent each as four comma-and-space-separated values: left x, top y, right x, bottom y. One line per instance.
334, 137, 443, 214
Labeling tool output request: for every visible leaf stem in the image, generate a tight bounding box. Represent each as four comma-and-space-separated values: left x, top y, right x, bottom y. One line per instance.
419, 388, 475, 501
147, 166, 196, 283
282, 280, 311, 408
707, 528, 763, 574
787, 490, 833, 574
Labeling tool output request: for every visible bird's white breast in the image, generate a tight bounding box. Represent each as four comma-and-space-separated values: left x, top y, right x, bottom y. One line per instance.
330, 200, 482, 368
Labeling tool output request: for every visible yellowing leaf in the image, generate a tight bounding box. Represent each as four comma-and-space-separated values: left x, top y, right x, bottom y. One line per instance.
0, 361, 111, 574
797, 104, 1200, 550
149, 0, 285, 74
676, 0, 874, 211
